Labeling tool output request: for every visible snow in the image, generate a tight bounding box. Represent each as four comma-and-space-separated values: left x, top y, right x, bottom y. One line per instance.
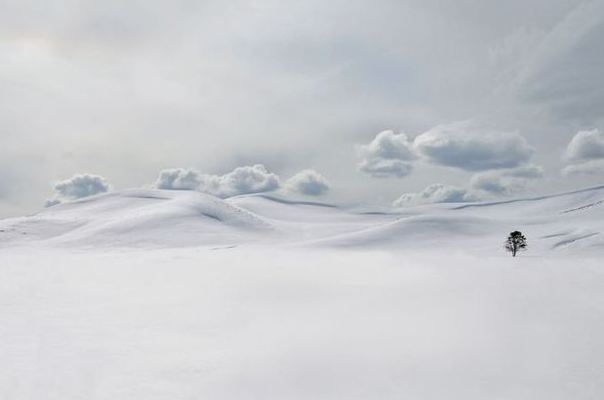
3, 185, 604, 252
2, 186, 604, 399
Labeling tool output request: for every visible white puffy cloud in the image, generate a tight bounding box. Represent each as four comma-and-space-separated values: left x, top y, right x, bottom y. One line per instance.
471, 165, 544, 196
45, 173, 111, 207
285, 169, 330, 196
201, 164, 281, 198
393, 183, 475, 207
561, 129, 604, 177
156, 168, 203, 190
562, 159, 604, 177
358, 130, 416, 178
564, 129, 604, 163
155, 164, 280, 198
414, 121, 534, 171
54, 174, 111, 199
359, 122, 537, 181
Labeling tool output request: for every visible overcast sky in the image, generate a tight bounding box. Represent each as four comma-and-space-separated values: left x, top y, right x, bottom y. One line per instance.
1, 0, 603, 216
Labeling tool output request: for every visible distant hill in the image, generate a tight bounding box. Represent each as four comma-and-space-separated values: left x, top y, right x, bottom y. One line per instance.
1, 185, 604, 254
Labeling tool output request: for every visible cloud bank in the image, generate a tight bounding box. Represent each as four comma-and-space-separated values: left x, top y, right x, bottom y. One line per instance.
285, 170, 330, 196
156, 164, 280, 198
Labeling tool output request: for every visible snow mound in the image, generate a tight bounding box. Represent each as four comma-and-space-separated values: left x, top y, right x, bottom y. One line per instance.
1, 185, 604, 253
308, 185, 604, 253
0, 189, 273, 248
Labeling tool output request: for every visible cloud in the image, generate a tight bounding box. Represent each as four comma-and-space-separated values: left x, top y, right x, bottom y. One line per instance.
201, 164, 281, 197
358, 130, 416, 178
414, 121, 534, 171
155, 164, 280, 198
561, 129, 604, 176
45, 173, 111, 206
44, 198, 62, 208
564, 129, 604, 163
156, 168, 203, 190
54, 174, 111, 199
359, 121, 537, 181
393, 183, 475, 207
285, 169, 330, 196
562, 159, 604, 176
358, 159, 413, 178
513, 1, 604, 122
470, 165, 544, 196
2, 2, 601, 217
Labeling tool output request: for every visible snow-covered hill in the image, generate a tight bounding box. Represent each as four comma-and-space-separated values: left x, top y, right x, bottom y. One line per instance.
0, 189, 273, 248
2, 185, 604, 254
2, 186, 604, 399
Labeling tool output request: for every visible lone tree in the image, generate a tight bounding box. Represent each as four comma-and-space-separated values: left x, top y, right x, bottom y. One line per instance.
505, 231, 527, 257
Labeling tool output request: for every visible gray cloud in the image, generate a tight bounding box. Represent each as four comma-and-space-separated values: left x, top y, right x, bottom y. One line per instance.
358, 159, 414, 178
414, 121, 534, 171
46, 173, 111, 206
202, 164, 280, 198
1, 1, 603, 216
359, 121, 537, 181
155, 164, 280, 198
393, 183, 475, 207
285, 169, 330, 196
156, 168, 203, 190
357, 130, 416, 178
44, 198, 62, 208
470, 165, 544, 196
561, 129, 604, 177
564, 129, 604, 163
54, 174, 110, 198
513, 1, 604, 123
562, 159, 604, 177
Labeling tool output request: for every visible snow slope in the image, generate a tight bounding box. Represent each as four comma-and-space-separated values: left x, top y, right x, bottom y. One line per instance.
0, 189, 273, 248
2, 247, 604, 400
320, 185, 604, 254
2, 185, 604, 254
2, 185, 604, 399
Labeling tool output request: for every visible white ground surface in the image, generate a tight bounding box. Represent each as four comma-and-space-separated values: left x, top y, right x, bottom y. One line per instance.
2, 186, 604, 399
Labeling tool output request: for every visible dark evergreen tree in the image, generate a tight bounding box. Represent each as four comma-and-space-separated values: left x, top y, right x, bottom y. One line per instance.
505, 231, 527, 257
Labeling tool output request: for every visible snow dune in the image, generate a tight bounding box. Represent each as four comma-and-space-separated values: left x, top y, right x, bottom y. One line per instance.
0, 189, 273, 248
1, 185, 604, 253
2, 185, 604, 399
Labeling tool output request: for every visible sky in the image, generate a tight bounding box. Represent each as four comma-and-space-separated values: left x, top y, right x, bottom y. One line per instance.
1, 0, 604, 216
